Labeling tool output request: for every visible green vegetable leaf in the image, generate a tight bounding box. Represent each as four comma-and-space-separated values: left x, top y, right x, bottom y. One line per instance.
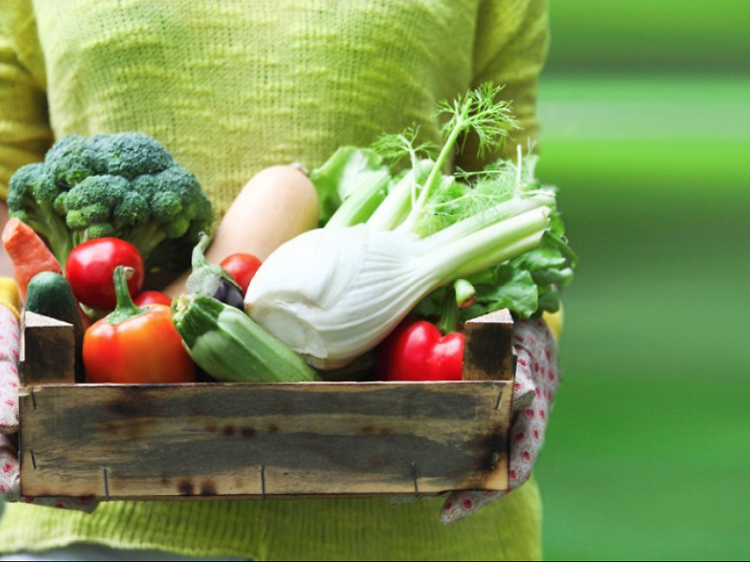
462, 267, 540, 320
310, 147, 392, 226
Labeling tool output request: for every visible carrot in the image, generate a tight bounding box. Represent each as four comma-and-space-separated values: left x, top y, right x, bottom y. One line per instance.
2, 217, 63, 303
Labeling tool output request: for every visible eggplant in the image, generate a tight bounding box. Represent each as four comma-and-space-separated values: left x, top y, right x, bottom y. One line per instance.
185, 233, 245, 309
213, 277, 245, 309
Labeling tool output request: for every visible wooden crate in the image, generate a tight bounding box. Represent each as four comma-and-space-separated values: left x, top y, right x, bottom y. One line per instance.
18, 309, 516, 500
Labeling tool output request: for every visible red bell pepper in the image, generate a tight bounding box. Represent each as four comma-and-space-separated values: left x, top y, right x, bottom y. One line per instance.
83, 266, 196, 384
375, 316, 464, 381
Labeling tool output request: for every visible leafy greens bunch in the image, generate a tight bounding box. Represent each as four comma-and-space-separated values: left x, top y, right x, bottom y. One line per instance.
7, 132, 214, 272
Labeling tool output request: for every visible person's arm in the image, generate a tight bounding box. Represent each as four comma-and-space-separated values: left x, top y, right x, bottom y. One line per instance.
0, 6, 54, 276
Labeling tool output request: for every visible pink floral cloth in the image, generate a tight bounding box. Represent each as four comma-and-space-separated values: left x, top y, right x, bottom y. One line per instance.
441, 317, 560, 523
0, 306, 20, 434
0, 305, 96, 511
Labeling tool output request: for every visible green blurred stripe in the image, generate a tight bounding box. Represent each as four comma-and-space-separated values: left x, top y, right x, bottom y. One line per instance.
546, 0, 750, 74
533, 135, 750, 560
538, 76, 750, 140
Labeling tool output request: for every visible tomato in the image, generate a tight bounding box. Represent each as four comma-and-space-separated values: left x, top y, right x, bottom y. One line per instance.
83, 266, 196, 384
65, 238, 145, 310
220, 253, 262, 294
133, 290, 173, 307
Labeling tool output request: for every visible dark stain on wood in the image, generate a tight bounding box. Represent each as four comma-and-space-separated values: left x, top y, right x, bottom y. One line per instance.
266, 424, 279, 434
177, 480, 195, 496
105, 392, 156, 419
241, 426, 257, 439
206, 422, 218, 432
367, 457, 391, 471
98, 418, 150, 440
474, 425, 507, 473
200, 480, 217, 496
360, 426, 391, 436
222, 425, 236, 437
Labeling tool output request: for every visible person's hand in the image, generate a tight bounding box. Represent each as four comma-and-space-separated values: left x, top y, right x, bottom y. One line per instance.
440, 317, 561, 523
0, 278, 97, 511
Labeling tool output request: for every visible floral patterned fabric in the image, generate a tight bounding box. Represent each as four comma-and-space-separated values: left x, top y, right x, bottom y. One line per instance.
441, 318, 560, 523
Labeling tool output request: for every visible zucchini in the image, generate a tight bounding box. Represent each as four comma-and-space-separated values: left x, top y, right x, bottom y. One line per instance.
172, 294, 318, 383
24, 272, 86, 382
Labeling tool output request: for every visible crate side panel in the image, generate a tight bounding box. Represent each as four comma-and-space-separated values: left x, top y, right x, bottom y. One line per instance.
19, 381, 511, 499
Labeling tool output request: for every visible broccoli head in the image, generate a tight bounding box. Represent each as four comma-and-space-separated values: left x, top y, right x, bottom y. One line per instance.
7, 132, 214, 272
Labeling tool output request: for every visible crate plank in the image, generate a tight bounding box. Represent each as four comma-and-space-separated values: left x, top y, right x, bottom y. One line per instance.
20, 381, 512, 499
463, 309, 516, 381
20, 311, 76, 386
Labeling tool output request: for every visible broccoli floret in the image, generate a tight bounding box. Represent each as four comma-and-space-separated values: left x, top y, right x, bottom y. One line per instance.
61, 175, 146, 241
90, 132, 173, 179
46, 134, 98, 187
7, 132, 214, 272
7, 163, 76, 264
128, 165, 214, 269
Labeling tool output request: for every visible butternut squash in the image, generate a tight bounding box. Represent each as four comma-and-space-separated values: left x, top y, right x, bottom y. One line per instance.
164, 165, 320, 297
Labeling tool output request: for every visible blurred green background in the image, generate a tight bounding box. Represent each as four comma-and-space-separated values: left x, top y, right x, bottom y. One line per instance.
534, 1, 750, 560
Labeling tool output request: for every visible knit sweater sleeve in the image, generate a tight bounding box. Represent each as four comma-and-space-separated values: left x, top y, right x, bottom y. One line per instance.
456, 0, 549, 169
0, 1, 53, 200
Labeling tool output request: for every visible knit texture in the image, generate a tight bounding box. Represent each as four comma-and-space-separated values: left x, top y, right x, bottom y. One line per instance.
0, 0, 549, 559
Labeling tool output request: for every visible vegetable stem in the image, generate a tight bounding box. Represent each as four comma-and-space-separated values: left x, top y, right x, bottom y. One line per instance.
422, 191, 554, 252
106, 266, 145, 325
435, 287, 460, 334
398, 101, 471, 233
325, 168, 390, 228
366, 160, 432, 231
421, 206, 550, 284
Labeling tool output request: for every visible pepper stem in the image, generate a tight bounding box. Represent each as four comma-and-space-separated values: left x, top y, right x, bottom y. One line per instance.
106, 266, 146, 325
435, 286, 460, 335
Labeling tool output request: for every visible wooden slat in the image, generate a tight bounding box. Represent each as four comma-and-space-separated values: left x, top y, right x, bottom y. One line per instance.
20, 311, 76, 386
19, 380, 512, 499
462, 309, 516, 381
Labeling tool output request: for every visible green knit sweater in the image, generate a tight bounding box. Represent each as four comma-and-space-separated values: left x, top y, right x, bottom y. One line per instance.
0, 0, 549, 559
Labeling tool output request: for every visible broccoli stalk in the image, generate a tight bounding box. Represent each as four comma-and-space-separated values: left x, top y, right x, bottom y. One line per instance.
7, 164, 77, 266
7, 132, 214, 272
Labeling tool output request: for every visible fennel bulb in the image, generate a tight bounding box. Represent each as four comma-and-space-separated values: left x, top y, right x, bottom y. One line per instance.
245, 205, 549, 369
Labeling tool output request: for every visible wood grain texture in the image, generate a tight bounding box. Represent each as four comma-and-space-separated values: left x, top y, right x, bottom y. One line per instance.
19, 381, 512, 498
20, 311, 76, 386
463, 309, 516, 381
18, 309, 515, 499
